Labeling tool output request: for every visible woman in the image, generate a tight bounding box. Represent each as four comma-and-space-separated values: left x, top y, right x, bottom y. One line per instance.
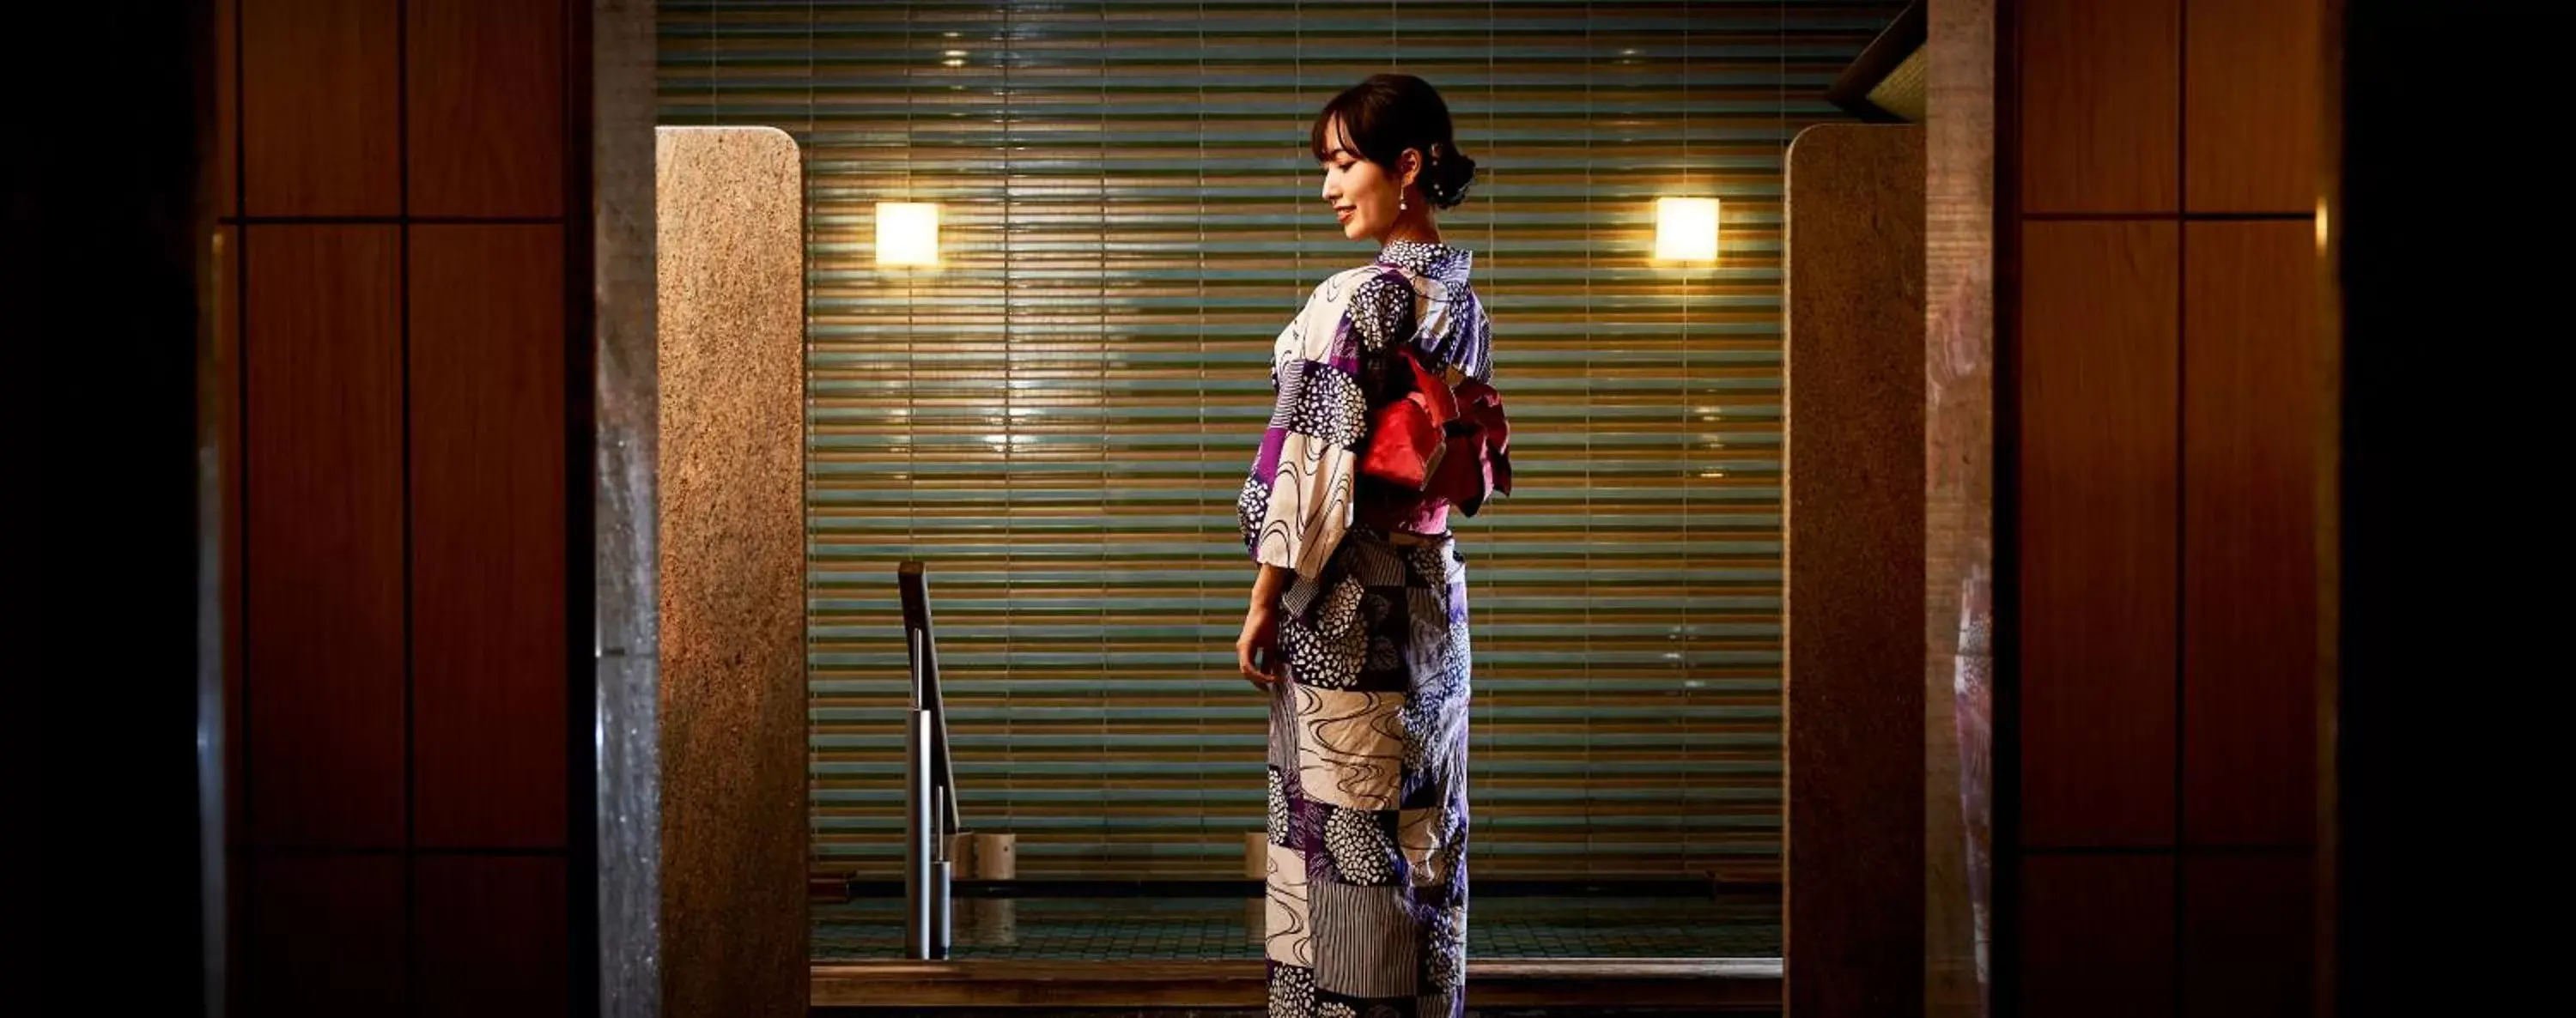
1236, 73, 1492, 1018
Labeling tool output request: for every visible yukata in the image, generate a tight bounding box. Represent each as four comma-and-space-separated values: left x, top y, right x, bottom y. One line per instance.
1237, 239, 1492, 1018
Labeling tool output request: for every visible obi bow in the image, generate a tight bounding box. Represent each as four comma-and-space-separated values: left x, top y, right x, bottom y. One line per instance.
1360, 348, 1514, 516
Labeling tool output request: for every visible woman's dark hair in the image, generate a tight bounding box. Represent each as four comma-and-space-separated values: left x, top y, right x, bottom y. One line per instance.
1309, 74, 1479, 210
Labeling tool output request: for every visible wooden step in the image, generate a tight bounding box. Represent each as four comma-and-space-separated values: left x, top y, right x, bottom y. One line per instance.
811, 958, 1780, 1009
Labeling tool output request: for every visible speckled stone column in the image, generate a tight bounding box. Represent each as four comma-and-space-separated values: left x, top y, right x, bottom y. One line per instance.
1783, 123, 1927, 1018
594, 4, 664, 1015
656, 124, 807, 1018
1923, 2, 1997, 1012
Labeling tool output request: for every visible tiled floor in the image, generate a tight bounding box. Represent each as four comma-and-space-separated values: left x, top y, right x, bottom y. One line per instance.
813, 894, 1780, 961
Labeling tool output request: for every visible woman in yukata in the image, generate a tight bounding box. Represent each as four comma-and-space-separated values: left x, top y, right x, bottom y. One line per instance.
1235, 73, 1494, 1018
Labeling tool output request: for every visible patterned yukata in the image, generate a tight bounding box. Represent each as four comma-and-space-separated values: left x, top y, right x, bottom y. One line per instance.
1238, 239, 1492, 1018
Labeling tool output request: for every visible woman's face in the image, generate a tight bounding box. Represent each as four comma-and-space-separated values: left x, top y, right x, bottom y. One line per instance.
1317, 116, 1418, 242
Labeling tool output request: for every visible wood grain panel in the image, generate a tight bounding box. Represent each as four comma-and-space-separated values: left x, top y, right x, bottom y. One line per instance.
2020, 0, 2179, 213
2185, 0, 2324, 214
240, 854, 406, 1015
416, 856, 570, 1017
215, 0, 237, 217
2184, 221, 2322, 847
245, 226, 405, 848
2182, 854, 2314, 1018
2019, 221, 2178, 848
410, 225, 568, 849
408, 0, 567, 217
2020, 855, 2174, 1018
241, 0, 399, 216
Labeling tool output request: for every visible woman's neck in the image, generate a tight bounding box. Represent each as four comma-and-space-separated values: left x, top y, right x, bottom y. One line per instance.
1382, 224, 1443, 247
1382, 193, 1441, 246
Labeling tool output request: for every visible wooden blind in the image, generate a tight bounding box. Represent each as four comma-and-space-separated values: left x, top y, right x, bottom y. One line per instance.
659, 0, 1896, 880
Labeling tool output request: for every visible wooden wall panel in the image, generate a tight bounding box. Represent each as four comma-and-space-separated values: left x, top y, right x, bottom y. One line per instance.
245, 226, 406, 848
2005, 1, 2326, 1012
215, 0, 238, 216
2185, 0, 2324, 214
2182, 855, 2314, 1017
410, 225, 570, 849
241, 0, 400, 216
2020, 0, 2179, 214
409, 0, 568, 217
2184, 221, 2321, 847
416, 856, 571, 1017
2018, 221, 2180, 848
241, 854, 408, 1016
227, 0, 586, 1009
2019, 856, 2175, 1018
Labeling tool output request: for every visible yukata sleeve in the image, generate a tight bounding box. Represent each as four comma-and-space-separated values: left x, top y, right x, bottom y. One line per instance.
1345, 267, 1417, 361
1238, 272, 1409, 579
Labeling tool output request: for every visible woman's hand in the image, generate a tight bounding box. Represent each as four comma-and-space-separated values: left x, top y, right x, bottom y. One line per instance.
1237, 600, 1282, 690
1238, 566, 1297, 691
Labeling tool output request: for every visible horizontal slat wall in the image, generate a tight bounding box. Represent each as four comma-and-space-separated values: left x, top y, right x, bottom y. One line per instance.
659, 0, 1893, 879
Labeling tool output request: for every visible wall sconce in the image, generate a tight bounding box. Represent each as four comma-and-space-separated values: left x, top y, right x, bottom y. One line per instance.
1653, 197, 1722, 262
878, 202, 941, 266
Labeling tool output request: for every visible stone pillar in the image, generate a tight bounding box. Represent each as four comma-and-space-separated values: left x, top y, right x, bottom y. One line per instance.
1783, 124, 1929, 1017
656, 125, 807, 1018
1924, 3, 1998, 1010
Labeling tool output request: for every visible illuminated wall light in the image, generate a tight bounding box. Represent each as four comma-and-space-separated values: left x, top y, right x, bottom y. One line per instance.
1653, 196, 1722, 262
877, 202, 941, 266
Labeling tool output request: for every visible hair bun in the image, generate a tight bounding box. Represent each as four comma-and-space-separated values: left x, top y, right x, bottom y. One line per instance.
1423, 142, 1478, 210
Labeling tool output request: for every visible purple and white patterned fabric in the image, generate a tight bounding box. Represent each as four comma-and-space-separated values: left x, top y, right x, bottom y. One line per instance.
1242, 239, 1486, 1018
1239, 239, 1489, 577
1262, 528, 1473, 1018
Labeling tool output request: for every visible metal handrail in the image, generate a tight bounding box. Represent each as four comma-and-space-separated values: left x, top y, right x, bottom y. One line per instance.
899, 561, 957, 960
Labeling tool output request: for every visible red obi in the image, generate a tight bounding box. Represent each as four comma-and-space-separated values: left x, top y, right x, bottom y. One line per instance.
1359, 348, 1514, 518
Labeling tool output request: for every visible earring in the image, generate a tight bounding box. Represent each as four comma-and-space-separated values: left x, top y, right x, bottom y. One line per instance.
1400, 197, 1408, 212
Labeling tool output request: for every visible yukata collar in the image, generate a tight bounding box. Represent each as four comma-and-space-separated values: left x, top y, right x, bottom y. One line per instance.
1376, 239, 1473, 285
